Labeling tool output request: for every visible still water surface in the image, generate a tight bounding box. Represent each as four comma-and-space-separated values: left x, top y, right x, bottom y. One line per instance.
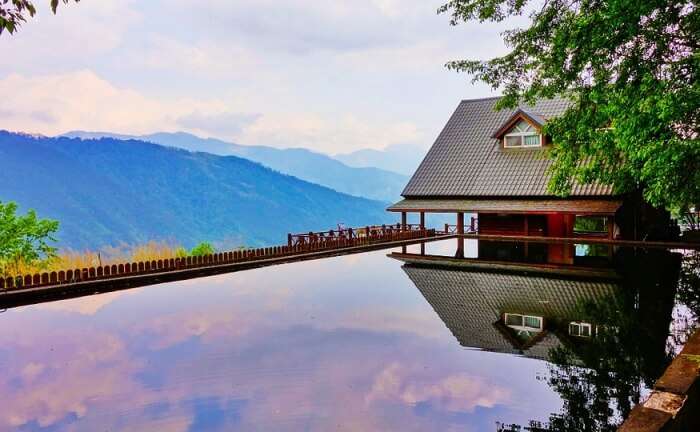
0, 239, 698, 431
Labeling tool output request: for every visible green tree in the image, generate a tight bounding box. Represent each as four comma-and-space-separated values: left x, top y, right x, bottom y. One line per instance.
439, 0, 699, 213
0, 0, 79, 35
190, 241, 215, 257
0, 201, 59, 277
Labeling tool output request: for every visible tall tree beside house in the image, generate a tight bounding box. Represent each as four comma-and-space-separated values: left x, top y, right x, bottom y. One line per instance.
0, 0, 78, 34
0, 201, 59, 277
439, 0, 699, 215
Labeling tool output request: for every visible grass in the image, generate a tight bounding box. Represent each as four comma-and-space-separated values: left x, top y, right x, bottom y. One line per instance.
3, 241, 192, 278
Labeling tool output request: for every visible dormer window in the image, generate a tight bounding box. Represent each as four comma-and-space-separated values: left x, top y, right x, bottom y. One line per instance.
493, 109, 546, 148
503, 120, 542, 148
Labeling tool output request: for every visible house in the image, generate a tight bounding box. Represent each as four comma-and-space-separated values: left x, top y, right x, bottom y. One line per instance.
389, 97, 657, 240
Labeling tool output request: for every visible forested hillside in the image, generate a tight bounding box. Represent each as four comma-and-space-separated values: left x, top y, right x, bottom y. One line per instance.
0, 131, 393, 250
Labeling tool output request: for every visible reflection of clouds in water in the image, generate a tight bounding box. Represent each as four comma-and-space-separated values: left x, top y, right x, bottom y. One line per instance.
0, 330, 144, 428
319, 307, 446, 340
366, 363, 511, 413
0, 244, 557, 430
402, 238, 479, 257
130, 309, 255, 350
27, 289, 139, 316
0, 310, 517, 430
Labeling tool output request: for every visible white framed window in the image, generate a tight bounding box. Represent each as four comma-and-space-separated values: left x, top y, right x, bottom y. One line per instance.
504, 313, 543, 331
569, 321, 593, 337
503, 120, 542, 148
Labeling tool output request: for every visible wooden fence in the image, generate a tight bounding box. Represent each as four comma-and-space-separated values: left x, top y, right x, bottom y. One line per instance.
442, 218, 479, 235
288, 223, 424, 247
0, 227, 436, 292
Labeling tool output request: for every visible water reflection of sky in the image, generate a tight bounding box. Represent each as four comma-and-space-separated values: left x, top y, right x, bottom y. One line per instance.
1, 241, 566, 431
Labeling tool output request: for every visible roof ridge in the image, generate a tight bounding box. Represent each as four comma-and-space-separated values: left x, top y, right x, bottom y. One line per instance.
459, 96, 502, 103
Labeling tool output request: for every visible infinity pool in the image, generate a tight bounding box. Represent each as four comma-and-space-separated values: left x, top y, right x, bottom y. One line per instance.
0, 239, 697, 431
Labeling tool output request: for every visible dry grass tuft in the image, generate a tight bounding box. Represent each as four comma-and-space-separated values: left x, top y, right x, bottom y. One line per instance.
4, 241, 186, 277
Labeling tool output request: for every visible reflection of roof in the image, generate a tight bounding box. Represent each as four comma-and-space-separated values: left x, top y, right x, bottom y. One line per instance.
404, 264, 617, 360
387, 198, 621, 214
401, 97, 613, 197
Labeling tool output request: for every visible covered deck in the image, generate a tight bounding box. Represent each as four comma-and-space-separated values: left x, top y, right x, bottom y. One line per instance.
388, 197, 622, 236
388, 197, 624, 257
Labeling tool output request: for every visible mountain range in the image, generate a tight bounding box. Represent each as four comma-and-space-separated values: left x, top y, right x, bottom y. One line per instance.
63, 131, 412, 203
333, 143, 427, 176
0, 131, 394, 250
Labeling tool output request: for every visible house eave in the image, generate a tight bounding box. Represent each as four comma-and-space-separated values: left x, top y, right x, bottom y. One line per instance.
387, 197, 623, 215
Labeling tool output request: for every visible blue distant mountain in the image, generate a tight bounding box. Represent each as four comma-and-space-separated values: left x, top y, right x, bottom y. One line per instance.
333, 143, 427, 176
63, 131, 409, 203
0, 131, 394, 250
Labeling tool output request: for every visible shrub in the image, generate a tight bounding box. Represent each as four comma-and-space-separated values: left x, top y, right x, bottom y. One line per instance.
190, 242, 215, 257
0, 201, 59, 277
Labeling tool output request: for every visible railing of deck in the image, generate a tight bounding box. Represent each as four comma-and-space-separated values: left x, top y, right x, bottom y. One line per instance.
0, 226, 436, 292
442, 218, 478, 235
288, 223, 424, 247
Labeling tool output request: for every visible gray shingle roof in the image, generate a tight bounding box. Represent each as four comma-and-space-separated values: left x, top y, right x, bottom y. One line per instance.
402, 97, 614, 197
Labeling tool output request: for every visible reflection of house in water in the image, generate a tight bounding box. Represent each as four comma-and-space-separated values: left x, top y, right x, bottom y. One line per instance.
476, 239, 613, 268
398, 257, 617, 360
393, 238, 679, 364
393, 239, 684, 429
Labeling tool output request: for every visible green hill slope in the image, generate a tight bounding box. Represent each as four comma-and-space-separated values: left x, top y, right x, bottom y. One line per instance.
63, 131, 409, 203
0, 131, 393, 250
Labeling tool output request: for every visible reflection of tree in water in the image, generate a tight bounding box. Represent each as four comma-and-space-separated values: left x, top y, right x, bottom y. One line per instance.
502, 249, 688, 432
543, 292, 651, 432
672, 251, 700, 346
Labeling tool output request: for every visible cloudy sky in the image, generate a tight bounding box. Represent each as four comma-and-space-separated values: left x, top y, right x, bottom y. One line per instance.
0, 0, 517, 154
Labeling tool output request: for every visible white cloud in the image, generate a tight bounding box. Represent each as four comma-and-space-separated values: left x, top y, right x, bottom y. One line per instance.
0, 0, 516, 154
177, 111, 261, 137
0, 70, 424, 153
240, 112, 423, 153
0, 0, 140, 66
0, 70, 223, 136
132, 35, 266, 81
163, 0, 430, 54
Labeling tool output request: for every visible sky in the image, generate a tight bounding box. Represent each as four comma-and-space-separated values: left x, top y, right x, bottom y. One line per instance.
0, 0, 517, 154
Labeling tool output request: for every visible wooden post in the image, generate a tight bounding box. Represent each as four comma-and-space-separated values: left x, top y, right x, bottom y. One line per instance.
287, 233, 293, 247
456, 212, 465, 258
419, 212, 425, 230
524, 216, 529, 236
401, 212, 407, 231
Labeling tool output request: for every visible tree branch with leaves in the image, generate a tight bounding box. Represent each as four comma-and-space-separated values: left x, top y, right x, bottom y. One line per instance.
0, 201, 59, 278
0, 0, 79, 34
440, 0, 699, 214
